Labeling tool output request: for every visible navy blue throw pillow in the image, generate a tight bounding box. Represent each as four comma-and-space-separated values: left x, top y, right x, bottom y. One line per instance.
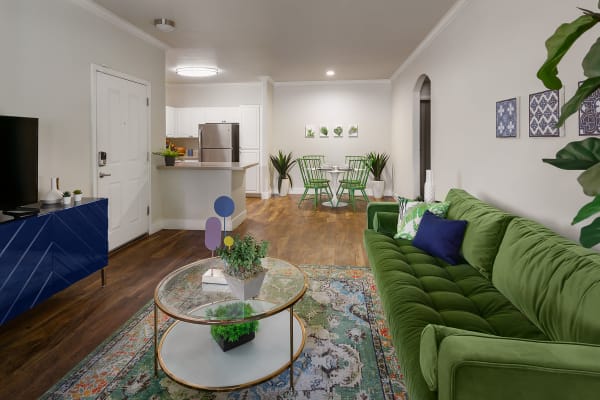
412, 211, 467, 265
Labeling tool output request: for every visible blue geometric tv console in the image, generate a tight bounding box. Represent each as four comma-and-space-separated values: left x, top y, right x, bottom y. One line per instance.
0, 198, 108, 325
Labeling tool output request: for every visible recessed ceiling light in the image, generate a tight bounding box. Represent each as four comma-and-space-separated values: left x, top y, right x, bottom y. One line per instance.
326, 70, 335, 77
154, 18, 175, 32
175, 66, 219, 77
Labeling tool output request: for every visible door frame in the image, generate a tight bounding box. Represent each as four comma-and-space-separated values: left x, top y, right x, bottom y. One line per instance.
412, 74, 431, 198
90, 64, 152, 238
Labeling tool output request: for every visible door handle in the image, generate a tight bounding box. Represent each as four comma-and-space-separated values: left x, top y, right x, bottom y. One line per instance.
99, 172, 112, 178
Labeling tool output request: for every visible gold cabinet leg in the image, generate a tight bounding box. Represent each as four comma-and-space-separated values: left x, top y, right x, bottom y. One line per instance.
289, 305, 294, 391
154, 302, 158, 376
101, 268, 106, 287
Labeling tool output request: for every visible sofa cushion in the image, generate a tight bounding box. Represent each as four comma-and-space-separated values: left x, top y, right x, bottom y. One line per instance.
445, 189, 513, 277
413, 211, 467, 265
394, 201, 450, 240
363, 229, 546, 400
396, 196, 423, 234
493, 217, 600, 344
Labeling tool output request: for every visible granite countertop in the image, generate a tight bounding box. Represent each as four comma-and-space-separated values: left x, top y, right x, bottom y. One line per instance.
157, 161, 258, 171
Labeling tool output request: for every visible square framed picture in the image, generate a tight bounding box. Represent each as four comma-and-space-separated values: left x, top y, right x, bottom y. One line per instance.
332, 125, 344, 138
305, 124, 316, 138
348, 124, 358, 137
319, 125, 329, 138
579, 81, 600, 136
529, 89, 564, 137
496, 97, 519, 138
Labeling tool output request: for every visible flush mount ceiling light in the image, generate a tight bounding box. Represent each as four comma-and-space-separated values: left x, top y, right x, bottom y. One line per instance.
154, 18, 176, 32
175, 66, 219, 77
326, 70, 336, 77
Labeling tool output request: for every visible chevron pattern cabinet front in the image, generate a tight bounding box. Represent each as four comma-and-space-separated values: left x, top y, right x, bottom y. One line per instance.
0, 199, 108, 325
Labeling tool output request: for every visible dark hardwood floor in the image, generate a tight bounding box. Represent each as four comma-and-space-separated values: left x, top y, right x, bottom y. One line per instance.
0, 194, 388, 399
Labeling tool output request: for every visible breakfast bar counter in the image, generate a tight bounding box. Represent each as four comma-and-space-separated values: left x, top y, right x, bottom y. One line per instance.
157, 161, 258, 231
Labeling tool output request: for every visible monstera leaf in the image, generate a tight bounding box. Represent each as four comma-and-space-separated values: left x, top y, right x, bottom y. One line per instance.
580, 217, 600, 248
543, 137, 600, 170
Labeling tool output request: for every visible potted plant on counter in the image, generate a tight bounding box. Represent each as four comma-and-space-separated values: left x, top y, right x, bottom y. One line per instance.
367, 152, 390, 200
152, 148, 180, 166
270, 150, 296, 196
62, 191, 72, 205
216, 234, 269, 300
207, 302, 259, 352
73, 189, 83, 203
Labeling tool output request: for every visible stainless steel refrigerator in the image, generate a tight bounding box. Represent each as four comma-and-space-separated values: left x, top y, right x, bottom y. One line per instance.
199, 123, 239, 162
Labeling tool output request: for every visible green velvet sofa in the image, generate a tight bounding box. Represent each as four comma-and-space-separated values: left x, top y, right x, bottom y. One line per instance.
363, 188, 600, 400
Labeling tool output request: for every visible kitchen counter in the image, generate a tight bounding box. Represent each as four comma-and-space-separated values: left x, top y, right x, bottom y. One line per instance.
157, 161, 258, 171
157, 161, 256, 231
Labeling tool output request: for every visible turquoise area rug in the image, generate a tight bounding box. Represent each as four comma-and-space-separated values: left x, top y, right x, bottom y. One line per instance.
42, 265, 407, 399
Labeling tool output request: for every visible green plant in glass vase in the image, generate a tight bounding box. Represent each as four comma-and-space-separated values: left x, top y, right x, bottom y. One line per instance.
538, 5, 600, 247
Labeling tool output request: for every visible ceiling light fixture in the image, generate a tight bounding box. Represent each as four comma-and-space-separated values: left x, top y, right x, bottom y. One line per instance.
154, 18, 176, 32
175, 66, 219, 77
326, 70, 335, 77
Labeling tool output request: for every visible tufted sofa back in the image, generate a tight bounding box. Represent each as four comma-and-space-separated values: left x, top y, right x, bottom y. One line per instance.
445, 189, 513, 277
493, 217, 600, 344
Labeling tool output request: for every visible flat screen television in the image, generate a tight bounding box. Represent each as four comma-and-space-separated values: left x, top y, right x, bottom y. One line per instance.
0, 116, 38, 211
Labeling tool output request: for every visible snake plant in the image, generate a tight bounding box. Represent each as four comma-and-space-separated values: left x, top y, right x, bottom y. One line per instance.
270, 150, 296, 192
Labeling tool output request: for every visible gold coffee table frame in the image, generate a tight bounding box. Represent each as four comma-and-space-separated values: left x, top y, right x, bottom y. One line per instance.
153, 257, 308, 391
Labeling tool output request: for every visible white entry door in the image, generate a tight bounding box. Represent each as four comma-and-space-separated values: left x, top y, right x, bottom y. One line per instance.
96, 70, 149, 250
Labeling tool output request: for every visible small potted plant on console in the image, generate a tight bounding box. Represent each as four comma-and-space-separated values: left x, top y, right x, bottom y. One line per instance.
62, 191, 72, 205
73, 189, 83, 203
216, 234, 269, 300
207, 302, 259, 352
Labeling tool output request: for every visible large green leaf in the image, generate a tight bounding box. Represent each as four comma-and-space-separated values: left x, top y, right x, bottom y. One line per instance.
537, 15, 597, 90
583, 37, 600, 77
578, 162, 600, 195
556, 76, 600, 126
542, 137, 600, 170
572, 195, 600, 224
580, 217, 600, 247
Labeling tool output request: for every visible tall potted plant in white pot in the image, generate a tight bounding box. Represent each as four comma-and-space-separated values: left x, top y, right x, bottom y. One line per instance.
270, 150, 296, 196
367, 152, 390, 200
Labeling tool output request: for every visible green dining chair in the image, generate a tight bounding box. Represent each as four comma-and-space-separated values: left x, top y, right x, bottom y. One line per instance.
297, 157, 333, 209
337, 157, 370, 210
337, 156, 367, 196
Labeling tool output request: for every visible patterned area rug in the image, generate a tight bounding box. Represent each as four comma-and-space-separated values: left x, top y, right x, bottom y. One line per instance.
42, 265, 407, 399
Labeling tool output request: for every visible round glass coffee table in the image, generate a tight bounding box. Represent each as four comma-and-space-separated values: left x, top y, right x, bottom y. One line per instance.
154, 257, 308, 391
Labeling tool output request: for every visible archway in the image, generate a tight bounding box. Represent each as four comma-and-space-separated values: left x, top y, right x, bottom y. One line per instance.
413, 75, 431, 199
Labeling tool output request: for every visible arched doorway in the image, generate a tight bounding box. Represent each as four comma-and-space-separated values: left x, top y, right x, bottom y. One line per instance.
413, 75, 431, 199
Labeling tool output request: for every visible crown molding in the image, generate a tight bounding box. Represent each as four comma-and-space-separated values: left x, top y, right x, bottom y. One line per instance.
391, 0, 469, 81
70, 0, 170, 50
273, 79, 391, 87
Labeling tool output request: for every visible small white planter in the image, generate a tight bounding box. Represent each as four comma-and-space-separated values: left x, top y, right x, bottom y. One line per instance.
62, 196, 72, 205
279, 178, 290, 197
372, 180, 385, 199
224, 270, 267, 300
74, 194, 83, 202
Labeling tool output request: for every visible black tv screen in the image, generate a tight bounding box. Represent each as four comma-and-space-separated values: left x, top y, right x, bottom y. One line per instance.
0, 116, 38, 211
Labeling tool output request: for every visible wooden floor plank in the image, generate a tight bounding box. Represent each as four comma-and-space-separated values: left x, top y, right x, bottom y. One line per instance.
0, 194, 391, 399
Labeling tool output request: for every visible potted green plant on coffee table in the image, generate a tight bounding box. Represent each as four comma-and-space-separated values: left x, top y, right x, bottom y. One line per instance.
270, 150, 296, 197
207, 302, 259, 352
367, 152, 390, 199
152, 148, 180, 166
216, 234, 269, 300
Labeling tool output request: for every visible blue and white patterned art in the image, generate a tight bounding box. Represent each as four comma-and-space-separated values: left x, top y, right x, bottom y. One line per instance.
579, 83, 600, 136
529, 89, 561, 137
496, 97, 518, 138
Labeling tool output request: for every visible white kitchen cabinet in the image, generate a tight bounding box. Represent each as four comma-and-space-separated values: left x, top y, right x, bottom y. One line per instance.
176, 107, 204, 137
204, 106, 241, 123
239, 149, 260, 195
166, 106, 177, 137
240, 105, 260, 149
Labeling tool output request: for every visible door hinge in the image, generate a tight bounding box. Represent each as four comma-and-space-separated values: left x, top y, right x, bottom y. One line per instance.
147, 151, 150, 162
147, 205, 150, 216
146, 97, 149, 106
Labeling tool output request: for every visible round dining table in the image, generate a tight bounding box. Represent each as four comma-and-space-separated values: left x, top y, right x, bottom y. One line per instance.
318, 165, 351, 208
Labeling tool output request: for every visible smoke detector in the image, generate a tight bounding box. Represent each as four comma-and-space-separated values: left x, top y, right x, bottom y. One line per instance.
154, 18, 175, 32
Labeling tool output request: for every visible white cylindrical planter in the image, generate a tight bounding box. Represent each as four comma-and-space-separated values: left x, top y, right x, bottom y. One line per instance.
372, 180, 385, 199
279, 178, 290, 197
424, 170, 435, 203
63, 196, 72, 205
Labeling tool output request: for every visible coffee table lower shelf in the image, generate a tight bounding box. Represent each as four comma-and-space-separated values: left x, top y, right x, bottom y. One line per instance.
157, 309, 306, 391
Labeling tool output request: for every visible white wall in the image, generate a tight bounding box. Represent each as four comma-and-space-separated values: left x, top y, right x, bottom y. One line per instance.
0, 0, 166, 224
273, 81, 392, 194
260, 78, 275, 198
390, 0, 597, 240
166, 83, 262, 107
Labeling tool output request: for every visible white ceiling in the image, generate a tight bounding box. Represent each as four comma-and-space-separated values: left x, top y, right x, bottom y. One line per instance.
92, 0, 458, 84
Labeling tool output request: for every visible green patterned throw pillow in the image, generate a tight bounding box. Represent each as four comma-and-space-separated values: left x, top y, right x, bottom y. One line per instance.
396, 196, 423, 236
394, 201, 451, 240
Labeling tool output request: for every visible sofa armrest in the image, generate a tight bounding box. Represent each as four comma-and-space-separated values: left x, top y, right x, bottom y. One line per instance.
420, 324, 600, 400
366, 202, 398, 229
373, 212, 398, 236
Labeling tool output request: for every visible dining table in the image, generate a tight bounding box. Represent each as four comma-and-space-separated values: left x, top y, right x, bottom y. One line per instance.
318, 165, 352, 208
